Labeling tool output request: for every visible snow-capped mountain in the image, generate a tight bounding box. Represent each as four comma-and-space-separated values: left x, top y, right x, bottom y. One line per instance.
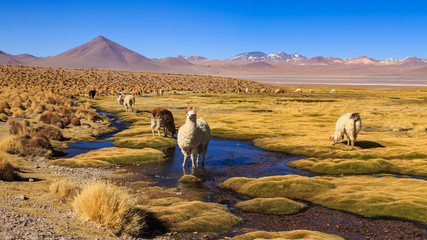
264, 51, 307, 61
230, 51, 306, 61
230, 51, 268, 61
176, 55, 207, 61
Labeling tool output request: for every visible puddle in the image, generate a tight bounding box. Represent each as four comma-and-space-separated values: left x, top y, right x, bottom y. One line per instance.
65, 111, 131, 157
124, 137, 312, 188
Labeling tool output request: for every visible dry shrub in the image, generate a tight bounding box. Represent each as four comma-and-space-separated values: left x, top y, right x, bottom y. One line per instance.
20, 93, 29, 101
0, 136, 22, 154
84, 101, 91, 110
49, 181, 80, 199
0, 100, 10, 113
86, 111, 101, 122
70, 115, 81, 126
17, 134, 52, 157
12, 109, 25, 118
0, 113, 7, 122
61, 116, 71, 126
37, 111, 65, 128
8, 120, 27, 136
11, 100, 23, 109
75, 109, 87, 119
31, 125, 64, 140
73, 183, 146, 237
64, 99, 74, 108
33, 105, 44, 114
0, 155, 17, 181
25, 107, 34, 114
58, 106, 71, 116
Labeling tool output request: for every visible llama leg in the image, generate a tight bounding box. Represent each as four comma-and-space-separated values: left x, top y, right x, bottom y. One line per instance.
182, 153, 188, 168
190, 154, 195, 169
150, 119, 156, 136
163, 126, 167, 137
202, 154, 205, 166
196, 154, 200, 167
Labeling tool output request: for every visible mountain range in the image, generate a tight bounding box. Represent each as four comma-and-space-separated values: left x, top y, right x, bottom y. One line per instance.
1, 36, 427, 78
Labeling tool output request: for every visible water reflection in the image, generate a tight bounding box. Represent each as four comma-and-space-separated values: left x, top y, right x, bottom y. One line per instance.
65, 111, 131, 157
131, 139, 312, 188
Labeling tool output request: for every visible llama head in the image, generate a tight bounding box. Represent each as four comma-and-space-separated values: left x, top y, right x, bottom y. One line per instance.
186, 107, 197, 122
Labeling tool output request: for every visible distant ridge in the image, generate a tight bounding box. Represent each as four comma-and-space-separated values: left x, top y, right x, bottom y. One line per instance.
0, 36, 426, 78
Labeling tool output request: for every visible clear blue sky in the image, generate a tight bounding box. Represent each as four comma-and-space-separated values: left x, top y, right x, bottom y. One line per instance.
1, 0, 426, 59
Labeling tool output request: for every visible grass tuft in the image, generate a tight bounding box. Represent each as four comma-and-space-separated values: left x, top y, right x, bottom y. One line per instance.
50, 147, 166, 168
231, 230, 344, 240
220, 175, 335, 199
0, 154, 17, 181
73, 182, 147, 237
49, 181, 80, 199
138, 197, 241, 232
236, 197, 306, 215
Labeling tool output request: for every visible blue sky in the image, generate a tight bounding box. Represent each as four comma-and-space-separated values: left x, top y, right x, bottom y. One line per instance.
1, 0, 426, 59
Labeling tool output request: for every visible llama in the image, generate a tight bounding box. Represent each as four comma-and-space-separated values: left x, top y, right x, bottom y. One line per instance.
275, 88, 285, 94
330, 89, 336, 93
150, 107, 176, 137
295, 88, 302, 94
196, 117, 210, 166
123, 95, 135, 112
177, 107, 202, 169
117, 94, 135, 112
330, 113, 362, 149
88, 90, 96, 99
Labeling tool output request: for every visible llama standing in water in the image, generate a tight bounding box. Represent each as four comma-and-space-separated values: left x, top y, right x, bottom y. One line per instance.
177, 107, 210, 170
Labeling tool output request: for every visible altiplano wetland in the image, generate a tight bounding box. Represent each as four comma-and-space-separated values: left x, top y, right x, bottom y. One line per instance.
0, 64, 426, 239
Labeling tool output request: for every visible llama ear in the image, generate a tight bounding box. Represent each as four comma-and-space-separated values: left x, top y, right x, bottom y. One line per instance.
329, 136, 333, 140
186, 107, 191, 113
194, 108, 197, 115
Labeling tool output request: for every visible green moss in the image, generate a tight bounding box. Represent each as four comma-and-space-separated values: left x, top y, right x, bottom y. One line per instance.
310, 159, 393, 175
113, 135, 177, 149
231, 230, 344, 240
139, 199, 241, 232
236, 197, 306, 215
220, 175, 335, 200
178, 174, 201, 183
50, 147, 165, 167
222, 175, 427, 225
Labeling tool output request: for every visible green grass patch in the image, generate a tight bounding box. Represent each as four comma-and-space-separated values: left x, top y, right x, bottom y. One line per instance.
138, 197, 241, 232
50, 147, 165, 167
113, 135, 177, 149
220, 175, 335, 200
231, 230, 344, 240
236, 197, 306, 215
222, 175, 427, 225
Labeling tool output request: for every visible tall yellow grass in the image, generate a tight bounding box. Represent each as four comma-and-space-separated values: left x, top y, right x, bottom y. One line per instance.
0, 154, 16, 181
73, 182, 146, 237
49, 181, 80, 199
